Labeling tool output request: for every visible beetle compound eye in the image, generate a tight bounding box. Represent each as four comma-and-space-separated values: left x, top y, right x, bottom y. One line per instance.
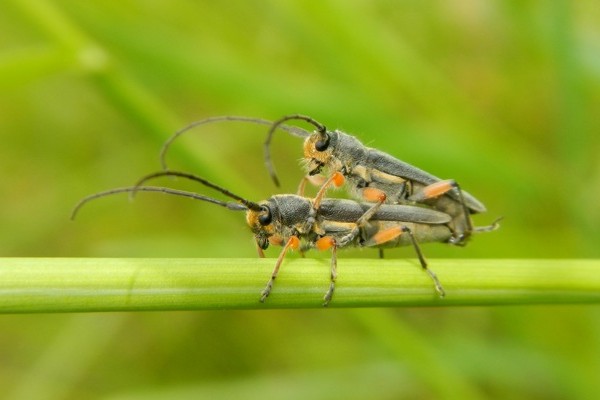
315, 133, 330, 152
259, 214, 272, 225
258, 209, 272, 225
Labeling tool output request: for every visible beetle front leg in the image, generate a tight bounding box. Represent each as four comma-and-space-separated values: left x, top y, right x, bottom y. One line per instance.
313, 172, 345, 210
255, 238, 266, 258
260, 236, 300, 302
296, 174, 327, 196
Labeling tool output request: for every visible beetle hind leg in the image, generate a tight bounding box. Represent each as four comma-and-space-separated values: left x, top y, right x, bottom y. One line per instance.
366, 225, 445, 298
409, 179, 473, 245
473, 216, 502, 233
402, 226, 446, 298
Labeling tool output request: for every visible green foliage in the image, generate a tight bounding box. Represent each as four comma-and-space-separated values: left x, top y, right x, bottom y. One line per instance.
1, 1, 599, 399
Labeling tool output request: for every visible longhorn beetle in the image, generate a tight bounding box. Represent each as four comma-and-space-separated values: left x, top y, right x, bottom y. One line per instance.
263, 114, 500, 246
72, 170, 459, 306
159, 115, 498, 247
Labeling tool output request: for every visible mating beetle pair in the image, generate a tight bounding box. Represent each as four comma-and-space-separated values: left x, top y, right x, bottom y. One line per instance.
74, 115, 498, 305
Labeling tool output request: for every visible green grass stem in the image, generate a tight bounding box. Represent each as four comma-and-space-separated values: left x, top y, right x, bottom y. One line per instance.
0, 258, 598, 313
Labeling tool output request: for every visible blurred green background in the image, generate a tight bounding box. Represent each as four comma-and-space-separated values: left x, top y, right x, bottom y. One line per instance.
1, 1, 599, 399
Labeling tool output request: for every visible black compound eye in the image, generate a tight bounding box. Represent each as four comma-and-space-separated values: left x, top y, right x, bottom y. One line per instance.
315, 133, 330, 152
258, 208, 272, 226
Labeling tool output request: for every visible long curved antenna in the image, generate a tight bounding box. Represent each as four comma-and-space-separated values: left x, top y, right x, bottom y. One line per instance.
71, 186, 246, 220
134, 170, 264, 212
264, 114, 327, 187
160, 116, 311, 170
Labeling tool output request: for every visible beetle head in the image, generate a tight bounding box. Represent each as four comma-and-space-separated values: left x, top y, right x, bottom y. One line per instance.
246, 204, 277, 250
303, 132, 335, 175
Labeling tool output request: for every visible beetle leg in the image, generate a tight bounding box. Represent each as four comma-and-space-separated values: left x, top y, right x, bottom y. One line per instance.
313, 172, 345, 210
302, 172, 346, 233
401, 226, 446, 298
297, 176, 308, 196
316, 236, 338, 306
297, 174, 328, 196
255, 238, 265, 258
260, 236, 300, 302
364, 225, 445, 298
473, 216, 502, 233
409, 179, 473, 243
408, 179, 457, 201
364, 226, 404, 246
357, 189, 386, 224
337, 188, 387, 247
